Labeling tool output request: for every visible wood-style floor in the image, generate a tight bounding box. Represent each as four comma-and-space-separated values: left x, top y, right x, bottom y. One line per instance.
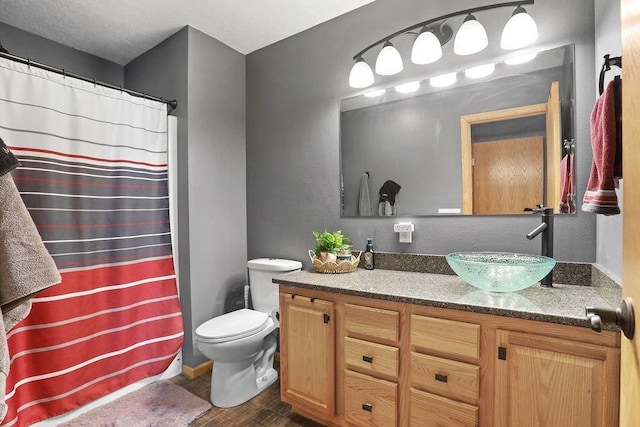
170, 369, 324, 427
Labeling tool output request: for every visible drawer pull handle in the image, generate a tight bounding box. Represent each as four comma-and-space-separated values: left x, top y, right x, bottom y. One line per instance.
362, 403, 373, 412
435, 373, 448, 383
362, 355, 374, 363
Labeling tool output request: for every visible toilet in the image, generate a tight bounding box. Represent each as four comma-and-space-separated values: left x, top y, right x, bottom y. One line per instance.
195, 258, 302, 407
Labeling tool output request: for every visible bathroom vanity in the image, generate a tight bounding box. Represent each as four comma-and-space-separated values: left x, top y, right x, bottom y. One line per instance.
276, 269, 621, 426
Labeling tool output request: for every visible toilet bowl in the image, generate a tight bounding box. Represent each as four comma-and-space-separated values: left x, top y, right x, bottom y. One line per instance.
195, 258, 301, 408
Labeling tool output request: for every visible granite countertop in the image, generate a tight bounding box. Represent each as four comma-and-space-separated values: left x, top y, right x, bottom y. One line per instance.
275, 268, 623, 331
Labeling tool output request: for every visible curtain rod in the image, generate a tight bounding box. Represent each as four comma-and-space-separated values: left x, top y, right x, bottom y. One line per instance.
0, 48, 178, 111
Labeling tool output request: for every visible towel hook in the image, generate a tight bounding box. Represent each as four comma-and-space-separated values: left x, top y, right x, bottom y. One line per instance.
599, 54, 622, 95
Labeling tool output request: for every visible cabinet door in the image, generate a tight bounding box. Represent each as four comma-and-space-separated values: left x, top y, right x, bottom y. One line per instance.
495, 330, 620, 427
280, 293, 335, 417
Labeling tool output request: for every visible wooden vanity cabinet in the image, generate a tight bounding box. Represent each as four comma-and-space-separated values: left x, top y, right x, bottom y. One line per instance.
343, 303, 401, 426
279, 292, 336, 418
278, 286, 620, 427
410, 314, 481, 426
494, 329, 620, 427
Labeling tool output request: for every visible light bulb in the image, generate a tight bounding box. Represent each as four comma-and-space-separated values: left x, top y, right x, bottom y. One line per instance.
501, 6, 539, 50
430, 72, 457, 88
395, 81, 420, 93
411, 29, 442, 65
349, 57, 374, 88
375, 41, 403, 75
465, 63, 495, 79
504, 52, 538, 65
454, 14, 488, 55
364, 89, 386, 97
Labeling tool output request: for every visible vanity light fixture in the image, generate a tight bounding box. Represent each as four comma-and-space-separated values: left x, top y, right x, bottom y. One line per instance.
375, 41, 403, 75
349, 57, 375, 88
465, 63, 496, 79
348, 0, 538, 88
364, 89, 386, 97
501, 6, 539, 50
504, 52, 538, 64
395, 81, 421, 93
430, 72, 457, 88
453, 14, 488, 55
411, 27, 445, 64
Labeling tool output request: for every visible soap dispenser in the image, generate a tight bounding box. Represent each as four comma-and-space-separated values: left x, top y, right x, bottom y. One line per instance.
364, 238, 375, 270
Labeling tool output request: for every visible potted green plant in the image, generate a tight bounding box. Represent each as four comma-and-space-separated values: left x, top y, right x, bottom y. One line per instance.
313, 230, 352, 263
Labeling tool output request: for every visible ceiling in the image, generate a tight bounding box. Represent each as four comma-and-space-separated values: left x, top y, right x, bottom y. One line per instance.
0, 0, 375, 65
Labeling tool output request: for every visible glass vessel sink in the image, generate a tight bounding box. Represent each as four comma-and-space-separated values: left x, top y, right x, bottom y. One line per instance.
445, 251, 556, 293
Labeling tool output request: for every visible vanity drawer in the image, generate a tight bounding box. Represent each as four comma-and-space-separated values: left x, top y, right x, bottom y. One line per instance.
410, 388, 478, 427
411, 352, 479, 404
345, 336, 399, 379
344, 369, 397, 427
345, 303, 399, 343
411, 315, 480, 362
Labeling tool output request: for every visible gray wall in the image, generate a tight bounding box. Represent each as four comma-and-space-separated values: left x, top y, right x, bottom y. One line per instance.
594, 0, 623, 283
341, 67, 565, 216
246, 0, 597, 266
125, 27, 247, 367
0, 22, 123, 86
185, 28, 247, 366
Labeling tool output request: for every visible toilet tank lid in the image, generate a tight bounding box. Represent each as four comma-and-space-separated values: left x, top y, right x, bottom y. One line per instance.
247, 258, 302, 272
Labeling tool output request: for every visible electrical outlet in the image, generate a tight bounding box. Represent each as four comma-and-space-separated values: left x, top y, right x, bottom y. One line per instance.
394, 222, 414, 243
393, 223, 414, 232
399, 231, 412, 243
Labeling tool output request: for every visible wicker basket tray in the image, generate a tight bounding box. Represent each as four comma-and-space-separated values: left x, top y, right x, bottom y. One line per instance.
308, 250, 361, 274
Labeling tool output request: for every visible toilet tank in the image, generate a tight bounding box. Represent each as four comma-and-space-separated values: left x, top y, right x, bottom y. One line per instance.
248, 258, 302, 314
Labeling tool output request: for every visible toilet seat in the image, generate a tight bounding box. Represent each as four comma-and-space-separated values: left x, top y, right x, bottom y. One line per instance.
195, 308, 271, 344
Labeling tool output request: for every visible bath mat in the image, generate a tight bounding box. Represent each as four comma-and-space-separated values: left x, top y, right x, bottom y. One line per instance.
58, 380, 211, 427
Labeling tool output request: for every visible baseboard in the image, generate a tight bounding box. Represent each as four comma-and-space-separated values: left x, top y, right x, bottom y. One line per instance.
182, 361, 213, 379
182, 352, 280, 379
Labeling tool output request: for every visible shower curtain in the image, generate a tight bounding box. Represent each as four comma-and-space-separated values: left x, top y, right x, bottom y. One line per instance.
0, 58, 183, 426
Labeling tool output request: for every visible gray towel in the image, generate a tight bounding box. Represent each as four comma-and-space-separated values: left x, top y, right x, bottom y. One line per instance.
0, 173, 61, 420
378, 199, 399, 216
357, 173, 372, 216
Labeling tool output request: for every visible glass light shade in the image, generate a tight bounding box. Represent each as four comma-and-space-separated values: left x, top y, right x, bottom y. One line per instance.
454, 14, 488, 55
504, 52, 537, 65
349, 58, 374, 88
375, 41, 403, 75
501, 7, 539, 50
364, 89, 386, 97
395, 81, 420, 93
465, 63, 495, 79
430, 72, 457, 88
411, 30, 442, 65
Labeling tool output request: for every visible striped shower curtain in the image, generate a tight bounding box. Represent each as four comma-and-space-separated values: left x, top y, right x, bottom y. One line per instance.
0, 58, 183, 426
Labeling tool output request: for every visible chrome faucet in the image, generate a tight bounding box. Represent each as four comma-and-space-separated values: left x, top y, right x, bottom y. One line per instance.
525, 205, 554, 287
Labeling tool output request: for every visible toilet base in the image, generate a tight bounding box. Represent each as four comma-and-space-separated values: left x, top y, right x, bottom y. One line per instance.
210, 365, 278, 408
209, 332, 278, 408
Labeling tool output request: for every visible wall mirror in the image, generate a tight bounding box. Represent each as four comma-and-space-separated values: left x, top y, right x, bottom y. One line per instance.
340, 44, 575, 217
